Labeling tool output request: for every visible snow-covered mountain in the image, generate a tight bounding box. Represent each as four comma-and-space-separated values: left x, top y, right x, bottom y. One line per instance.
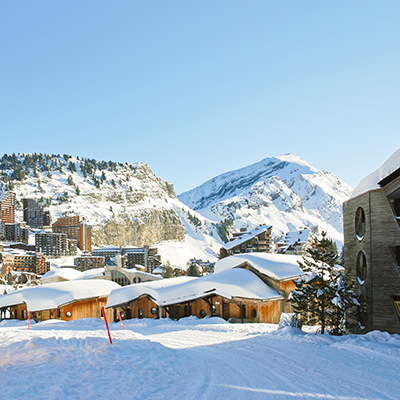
178, 154, 352, 246
0, 153, 220, 266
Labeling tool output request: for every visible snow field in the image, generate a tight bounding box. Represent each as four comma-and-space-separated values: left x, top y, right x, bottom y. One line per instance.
1, 318, 400, 400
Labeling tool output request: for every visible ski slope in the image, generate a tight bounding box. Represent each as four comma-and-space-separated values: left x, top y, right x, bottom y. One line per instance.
1, 317, 399, 399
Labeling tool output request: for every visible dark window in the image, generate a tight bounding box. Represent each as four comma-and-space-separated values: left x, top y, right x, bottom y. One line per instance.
356, 251, 367, 283
199, 309, 206, 318
138, 308, 144, 319
251, 308, 257, 318
355, 207, 366, 240
393, 296, 400, 320
390, 246, 400, 267
111, 271, 130, 286
357, 296, 368, 328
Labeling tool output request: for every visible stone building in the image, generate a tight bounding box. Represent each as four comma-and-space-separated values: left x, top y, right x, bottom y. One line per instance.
343, 149, 400, 334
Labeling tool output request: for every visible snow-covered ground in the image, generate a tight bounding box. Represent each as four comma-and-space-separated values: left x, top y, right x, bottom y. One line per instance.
1, 317, 399, 399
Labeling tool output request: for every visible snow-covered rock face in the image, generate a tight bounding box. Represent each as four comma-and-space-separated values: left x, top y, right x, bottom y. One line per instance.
0, 154, 187, 248
179, 154, 352, 246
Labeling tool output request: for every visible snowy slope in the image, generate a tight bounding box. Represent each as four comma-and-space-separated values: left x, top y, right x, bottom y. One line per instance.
0, 153, 221, 267
0, 318, 399, 399
179, 154, 352, 246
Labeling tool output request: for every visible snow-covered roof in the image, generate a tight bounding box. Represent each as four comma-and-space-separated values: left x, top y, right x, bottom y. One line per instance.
41, 267, 106, 282
106, 268, 283, 309
223, 225, 272, 251
0, 280, 120, 312
214, 253, 303, 282
351, 148, 400, 198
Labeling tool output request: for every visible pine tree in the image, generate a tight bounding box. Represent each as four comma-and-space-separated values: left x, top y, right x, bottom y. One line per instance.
290, 232, 357, 334
162, 261, 174, 278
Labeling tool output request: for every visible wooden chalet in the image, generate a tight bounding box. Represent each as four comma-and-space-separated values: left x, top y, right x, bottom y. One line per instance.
0, 280, 120, 322
106, 253, 303, 323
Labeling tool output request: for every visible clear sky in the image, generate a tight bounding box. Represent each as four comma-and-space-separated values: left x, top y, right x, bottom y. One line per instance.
1, 1, 399, 194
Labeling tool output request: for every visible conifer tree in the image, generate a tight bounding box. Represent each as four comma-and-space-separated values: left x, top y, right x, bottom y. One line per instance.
290, 232, 357, 334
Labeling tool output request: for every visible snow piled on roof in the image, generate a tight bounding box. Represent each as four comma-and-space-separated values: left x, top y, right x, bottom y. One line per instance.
41, 267, 106, 282
214, 253, 303, 281
106, 268, 282, 308
0, 280, 120, 312
222, 225, 272, 250
351, 148, 400, 198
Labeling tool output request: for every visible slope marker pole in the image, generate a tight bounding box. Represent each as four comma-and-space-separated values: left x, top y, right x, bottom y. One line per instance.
102, 307, 112, 344
28, 310, 30, 330
118, 310, 125, 330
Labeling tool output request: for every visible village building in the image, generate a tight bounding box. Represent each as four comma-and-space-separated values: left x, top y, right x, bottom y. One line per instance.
0, 192, 16, 224
74, 254, 106, 271
1, 250, 50, 275
106, 253, 303, 323
0, 280, 120, 322
276, 229, 311, 255
121, 246, 161, 273
35, 232, 77, 257
219, 225, 273, 259
22, 198, 51, 228
343, 149, 400, 334
52, 215, 92, 252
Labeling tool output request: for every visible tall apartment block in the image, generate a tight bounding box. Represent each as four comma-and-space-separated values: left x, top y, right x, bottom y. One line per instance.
23, 198, 51, 228
52, 216, 92, 252
122, 246, 161, 273
0, 192, 16, 224
74, 255, 106, 272
35, 232, 77, 258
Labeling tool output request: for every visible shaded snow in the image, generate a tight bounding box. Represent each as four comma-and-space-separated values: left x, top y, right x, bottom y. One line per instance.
0, 318, 399, 399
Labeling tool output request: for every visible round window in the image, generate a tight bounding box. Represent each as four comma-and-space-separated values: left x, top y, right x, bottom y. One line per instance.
356, 251, 367, 283
150, 307, 157, 315
355, 207, 366, 240
251, 309, 257, 318
65, 311, 72, 318
211, 305, 217, 313
199, 309, 206, 318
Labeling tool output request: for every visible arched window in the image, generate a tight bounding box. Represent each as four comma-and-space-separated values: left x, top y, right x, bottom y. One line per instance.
356, 251, 367, 283
355, 207, 366, 240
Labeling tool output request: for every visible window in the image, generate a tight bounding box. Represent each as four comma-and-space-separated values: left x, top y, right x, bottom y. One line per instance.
393, 296, 400, 320
150, 307, 157, 315
111, 271, 130, 286
388, 189, 400, 227
199, 309, 206, 318
390, 246, 400, 267
355, 207, 366, 240
356, 251, 367, 283
357, 296, 368, 329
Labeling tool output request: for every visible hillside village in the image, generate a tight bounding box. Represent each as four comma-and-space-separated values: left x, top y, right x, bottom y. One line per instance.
0, 150, 400, 336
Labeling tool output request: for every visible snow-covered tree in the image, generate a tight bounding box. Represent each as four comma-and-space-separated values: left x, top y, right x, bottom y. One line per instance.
290, 232, 358, 334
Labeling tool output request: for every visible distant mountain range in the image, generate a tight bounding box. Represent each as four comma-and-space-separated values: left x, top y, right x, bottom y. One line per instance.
178, 154, 352, 246
0, 153, 352, 266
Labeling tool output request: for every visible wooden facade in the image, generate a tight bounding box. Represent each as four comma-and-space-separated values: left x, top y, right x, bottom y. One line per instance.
3, 296, 113, 323
111, 294, 283, 324
343, 172, 400, 333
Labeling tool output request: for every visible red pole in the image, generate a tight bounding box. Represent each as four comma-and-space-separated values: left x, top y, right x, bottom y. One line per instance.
28, 310, 30, 330
118, 310, 125, 330
102, 306, 112, 344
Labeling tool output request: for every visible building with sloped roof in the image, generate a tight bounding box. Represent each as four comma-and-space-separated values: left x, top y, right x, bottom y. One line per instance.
106, 253, 303, 323
343, 149, 400, 334
220, 225, 273, 259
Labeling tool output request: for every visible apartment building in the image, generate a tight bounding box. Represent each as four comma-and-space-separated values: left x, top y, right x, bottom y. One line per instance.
35, 232, 77, 258
0, 192, 16, 224
52, 216, 92, 252
23, 198, 51, 228
1, 252, 50, 275
74, 255, 106, 272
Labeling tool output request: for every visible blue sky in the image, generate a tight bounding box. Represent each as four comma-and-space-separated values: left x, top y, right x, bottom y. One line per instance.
1, 1, 399, 194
